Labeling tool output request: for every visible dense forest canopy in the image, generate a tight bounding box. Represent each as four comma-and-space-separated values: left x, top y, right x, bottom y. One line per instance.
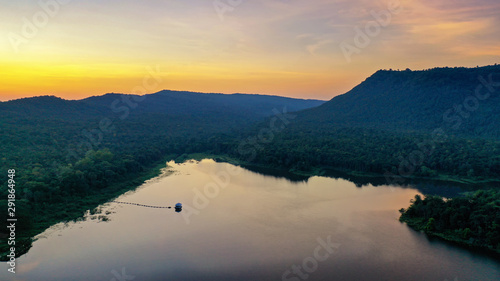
400, 190, 500, 254
299, 65, 500, 137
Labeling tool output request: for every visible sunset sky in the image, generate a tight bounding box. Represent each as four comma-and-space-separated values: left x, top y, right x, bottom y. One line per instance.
1, 0, 499, 101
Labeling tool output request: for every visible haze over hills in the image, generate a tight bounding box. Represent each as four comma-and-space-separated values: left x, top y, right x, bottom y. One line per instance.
82, 90, 325, 118
1, 90, 325, 122
0, 96, 111, 121
296, 64, 500, 138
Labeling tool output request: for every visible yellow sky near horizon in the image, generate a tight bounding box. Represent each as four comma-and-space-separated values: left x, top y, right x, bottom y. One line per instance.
1, 0, 499, 101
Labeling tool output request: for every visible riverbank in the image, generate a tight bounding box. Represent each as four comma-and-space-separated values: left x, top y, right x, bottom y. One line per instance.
400, 216, 500, 258
0, 156, 173, 261
174, 153, 500, 189
399, 191, 500, 258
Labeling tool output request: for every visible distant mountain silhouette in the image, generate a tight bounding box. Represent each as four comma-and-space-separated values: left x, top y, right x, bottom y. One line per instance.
0, 96, 109, 120
0, 91, 324, 132
81, 90, 325, 121
297, 65, 500, 138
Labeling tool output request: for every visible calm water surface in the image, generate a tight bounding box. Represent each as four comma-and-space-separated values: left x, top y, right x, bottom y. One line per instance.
1, 160, 499, 281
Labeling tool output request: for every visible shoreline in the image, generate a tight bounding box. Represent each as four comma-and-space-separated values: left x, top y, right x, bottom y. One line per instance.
175, 153, 500, 189
0, 156, 173, 261
400, 217, 500, 258
2, 153, 497, 261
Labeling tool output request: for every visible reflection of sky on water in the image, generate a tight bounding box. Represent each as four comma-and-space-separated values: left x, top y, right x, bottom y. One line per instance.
2, 159, 498, 281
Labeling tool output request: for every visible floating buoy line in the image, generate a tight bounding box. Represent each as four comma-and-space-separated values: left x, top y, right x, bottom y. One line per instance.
111, 201, 182, 211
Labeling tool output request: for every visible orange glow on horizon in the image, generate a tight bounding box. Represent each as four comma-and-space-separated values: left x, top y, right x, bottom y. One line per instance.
1, 0, 499, 101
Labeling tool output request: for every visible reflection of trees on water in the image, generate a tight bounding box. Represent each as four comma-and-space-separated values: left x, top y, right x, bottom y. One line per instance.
243, 165, 486, 198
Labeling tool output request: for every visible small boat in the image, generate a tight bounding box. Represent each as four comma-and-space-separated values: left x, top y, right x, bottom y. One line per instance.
175, 203, 182, 212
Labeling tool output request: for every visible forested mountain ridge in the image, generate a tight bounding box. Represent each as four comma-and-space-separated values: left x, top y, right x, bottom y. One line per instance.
0, 90, 324, 126
81, 90, 325, 120
224, 65, 500, 182
0, 96, 110, 121
297, 65, 500, 138
0, 91, 324, 173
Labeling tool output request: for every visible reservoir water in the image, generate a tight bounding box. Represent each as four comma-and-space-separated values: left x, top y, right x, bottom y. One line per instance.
1, 159, 499, 280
